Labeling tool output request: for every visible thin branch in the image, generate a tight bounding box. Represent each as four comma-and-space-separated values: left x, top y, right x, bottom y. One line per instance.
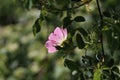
96, 0, 103, 20
47, 0, 92, 12
96, 0, 105, 62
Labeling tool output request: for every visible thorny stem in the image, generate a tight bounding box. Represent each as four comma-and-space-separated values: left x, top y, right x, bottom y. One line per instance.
96, 0, 105, 62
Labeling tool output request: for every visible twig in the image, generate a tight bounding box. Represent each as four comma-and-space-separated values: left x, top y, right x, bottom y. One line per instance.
96, 0, 103, 20
47, 0, 92, 12
96, 0, 105, 62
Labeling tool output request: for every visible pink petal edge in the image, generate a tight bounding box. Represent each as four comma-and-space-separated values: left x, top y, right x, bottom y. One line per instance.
48, 46, 57, 53
54, 27, 64, 39
61, 28, 67, 40
45, 40, 57, 53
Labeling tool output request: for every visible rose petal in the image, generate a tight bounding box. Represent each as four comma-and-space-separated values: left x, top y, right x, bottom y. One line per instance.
45, 40, 57, 53
45, 40, 56, 48
54, 27, 64, 40
48, 46, 57, 53
61, 28, 67, 40
48, 33, 60, 42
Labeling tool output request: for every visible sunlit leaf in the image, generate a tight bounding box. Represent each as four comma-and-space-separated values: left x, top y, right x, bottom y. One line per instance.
93, 69, 102, 80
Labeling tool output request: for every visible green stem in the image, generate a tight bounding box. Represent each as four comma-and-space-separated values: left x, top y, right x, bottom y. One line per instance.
96, 0, 105, 62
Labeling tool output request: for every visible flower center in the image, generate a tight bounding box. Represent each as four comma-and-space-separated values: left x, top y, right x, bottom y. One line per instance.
60, 40, 68, 48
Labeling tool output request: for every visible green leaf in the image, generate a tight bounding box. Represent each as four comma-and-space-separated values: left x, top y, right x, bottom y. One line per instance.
33, 18, 41, 36
76, 28, 88, 36
25, 0, 33, 10
64, 59, 79, 71
103, 11, 111, 17
112, 66, 119, 73
76, 33, 85, 49
93, 69, 102, 80
74, 16, 85, 22
107, 58, 114, 67
63, 17, 72, 27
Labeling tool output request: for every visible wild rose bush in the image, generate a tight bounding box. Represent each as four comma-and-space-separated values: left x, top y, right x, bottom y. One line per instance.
28, 0, 120, 80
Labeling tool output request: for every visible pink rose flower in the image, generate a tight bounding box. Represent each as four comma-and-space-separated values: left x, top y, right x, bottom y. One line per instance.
45, 27, 68, 53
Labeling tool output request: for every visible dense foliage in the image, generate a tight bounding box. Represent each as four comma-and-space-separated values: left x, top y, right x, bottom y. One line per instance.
31, 0, 120, 80
0, 0, 120, 80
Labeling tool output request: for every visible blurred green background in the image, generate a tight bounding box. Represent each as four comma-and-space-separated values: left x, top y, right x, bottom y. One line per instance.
0, 0, 70, 80
0, 0, 120, 80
